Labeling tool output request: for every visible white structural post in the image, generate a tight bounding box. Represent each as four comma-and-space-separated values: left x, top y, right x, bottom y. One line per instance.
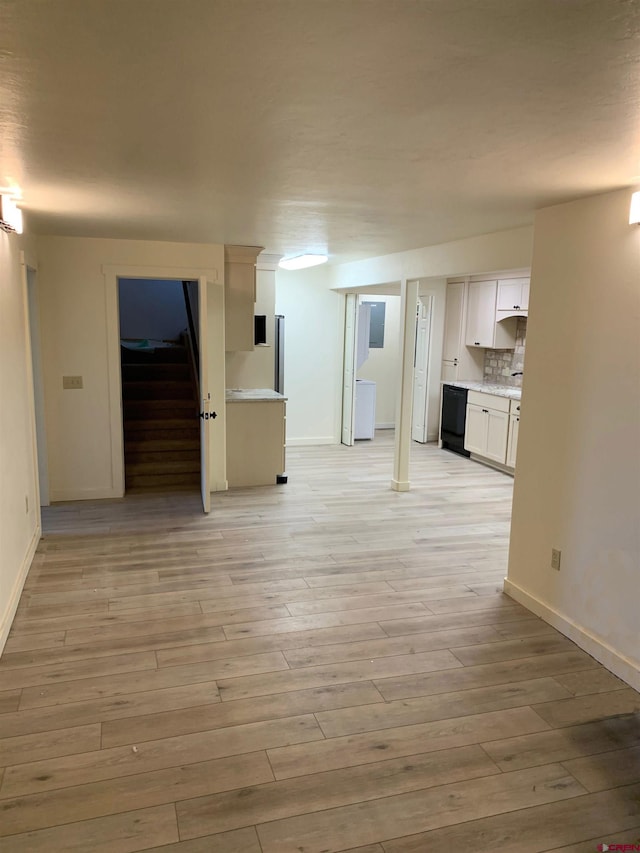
392, 278, 419, 491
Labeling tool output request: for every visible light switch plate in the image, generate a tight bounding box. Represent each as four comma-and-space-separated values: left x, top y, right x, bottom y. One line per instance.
62, 375, 83, 389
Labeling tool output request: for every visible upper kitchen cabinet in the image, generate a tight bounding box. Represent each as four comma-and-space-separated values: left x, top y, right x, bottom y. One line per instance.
465, 280, 516, 349
497, 278, 530, 317
224, 245, 263, 352
442, 281, 465, 365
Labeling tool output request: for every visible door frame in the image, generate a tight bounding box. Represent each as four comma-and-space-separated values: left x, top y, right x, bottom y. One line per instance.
103, 264, 219, 504
411, 294, 434, 443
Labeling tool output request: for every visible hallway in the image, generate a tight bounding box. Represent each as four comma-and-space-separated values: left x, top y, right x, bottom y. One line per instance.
1, 435, 639, 851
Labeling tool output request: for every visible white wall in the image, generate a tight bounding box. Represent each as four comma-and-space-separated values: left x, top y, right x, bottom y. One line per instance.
506, 188, 640, 690
118, 278, 188, 341
0, 230, 40, 652
330, 226, 533, 289
37, 236, 225, 501
275, 265, 344, 445
226, 266, 276, 390
357, 295, 401, 428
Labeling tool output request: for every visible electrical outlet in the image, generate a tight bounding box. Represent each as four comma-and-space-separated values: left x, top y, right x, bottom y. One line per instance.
62, 375, 83, 390
551, 548, 562, 571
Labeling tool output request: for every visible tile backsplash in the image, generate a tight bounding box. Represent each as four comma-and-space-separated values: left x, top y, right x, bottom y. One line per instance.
484, 318, 527, 386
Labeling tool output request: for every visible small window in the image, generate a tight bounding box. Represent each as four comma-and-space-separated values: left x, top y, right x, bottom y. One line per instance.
364, 302, 386, 348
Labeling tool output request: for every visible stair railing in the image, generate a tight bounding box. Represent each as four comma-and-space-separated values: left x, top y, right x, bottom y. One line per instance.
182, 281, 200, 397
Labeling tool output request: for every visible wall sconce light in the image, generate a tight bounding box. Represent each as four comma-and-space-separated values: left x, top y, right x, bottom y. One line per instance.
0, 194, 23, 234
630, 191, 640, 225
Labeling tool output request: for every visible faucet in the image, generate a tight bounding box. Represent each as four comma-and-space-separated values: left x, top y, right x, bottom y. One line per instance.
511, 372, 523, 377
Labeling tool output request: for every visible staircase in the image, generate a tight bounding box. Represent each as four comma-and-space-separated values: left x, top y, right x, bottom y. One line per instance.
121, 344, 200, 492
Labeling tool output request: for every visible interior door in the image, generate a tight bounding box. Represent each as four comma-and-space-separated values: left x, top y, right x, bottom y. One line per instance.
412, 295, 433, 443
198, 276, 211, 513
342, 293, 358, 446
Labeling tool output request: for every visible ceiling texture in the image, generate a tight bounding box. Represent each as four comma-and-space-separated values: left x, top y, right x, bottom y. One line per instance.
1, 0, 639, 262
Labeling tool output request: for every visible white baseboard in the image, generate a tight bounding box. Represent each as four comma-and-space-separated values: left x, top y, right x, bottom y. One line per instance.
49, 486, 123, 502
0, 524, 41, 656
375, 423, 395, 430
286, 437, 338, 447
503, 578, 640, 692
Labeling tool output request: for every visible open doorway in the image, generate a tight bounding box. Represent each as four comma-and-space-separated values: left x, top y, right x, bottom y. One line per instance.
118, 278, 201, 494
26, 266, 49, 506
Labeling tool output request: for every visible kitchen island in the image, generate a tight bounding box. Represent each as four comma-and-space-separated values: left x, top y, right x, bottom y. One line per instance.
225, 389, 287, 487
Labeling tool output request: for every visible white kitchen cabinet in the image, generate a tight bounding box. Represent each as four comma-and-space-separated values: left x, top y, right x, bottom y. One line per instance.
506, 412, 520, 468
497, 278, 530, 314
465, 280, 516, 349
440, 281, 484, 382
226, 392, 286, 487
442, 281, 465, 365
225, 245, 262, 352
464, 390, 510, 464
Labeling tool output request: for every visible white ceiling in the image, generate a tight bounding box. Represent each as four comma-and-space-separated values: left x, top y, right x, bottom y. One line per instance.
1, 0, 639, 262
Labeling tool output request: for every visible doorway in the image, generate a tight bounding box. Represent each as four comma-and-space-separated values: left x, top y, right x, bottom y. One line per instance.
117, 278, 203, 496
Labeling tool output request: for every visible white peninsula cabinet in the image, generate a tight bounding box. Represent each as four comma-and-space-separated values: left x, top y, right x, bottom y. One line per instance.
226, 389, 286, 487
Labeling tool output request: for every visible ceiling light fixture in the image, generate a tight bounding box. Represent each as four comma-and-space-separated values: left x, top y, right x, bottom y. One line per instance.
629, 191, 640, 225
0, 194, 23, 234
278, 254, 328, 271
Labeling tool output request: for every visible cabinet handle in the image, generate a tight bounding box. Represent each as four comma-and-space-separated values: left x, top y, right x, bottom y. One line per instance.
513, 304, 520, 309
482, 409, 489, 413
474, 341, 480, 346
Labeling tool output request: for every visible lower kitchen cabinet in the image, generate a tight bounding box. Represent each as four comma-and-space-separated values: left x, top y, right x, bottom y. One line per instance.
506, 411, 520, 468
464, 390, 511, 465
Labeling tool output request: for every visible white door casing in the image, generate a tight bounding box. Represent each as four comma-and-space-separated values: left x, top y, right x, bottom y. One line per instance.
412, 295, 433, 443
198, 276, 211, 513
342, 293, 358, 446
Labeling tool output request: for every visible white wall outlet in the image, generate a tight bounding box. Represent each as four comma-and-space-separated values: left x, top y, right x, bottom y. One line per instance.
62, 375, 83, 389
551, 548, 562, 571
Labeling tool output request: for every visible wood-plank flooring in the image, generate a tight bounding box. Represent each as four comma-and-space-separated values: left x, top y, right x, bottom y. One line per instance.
2, 433, 639, 852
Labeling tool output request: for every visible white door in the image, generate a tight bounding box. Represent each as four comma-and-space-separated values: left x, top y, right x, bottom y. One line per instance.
342, 294, 358, 446
412, 295, 433, 443
198, 276, 211, 513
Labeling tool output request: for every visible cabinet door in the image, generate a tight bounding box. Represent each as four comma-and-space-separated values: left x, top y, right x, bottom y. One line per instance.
464, 403, 487, 455
441, 361, 458, 383
485, 408, 509, 464
442, 281, 464, 363
465, 281, 497, 347
506, 413, 520, 468
497, 280, 523, 311
521, 281, 530, 310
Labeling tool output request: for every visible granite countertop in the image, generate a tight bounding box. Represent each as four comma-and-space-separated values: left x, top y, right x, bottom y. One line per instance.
443, 380, 522, 400
226, 388, 288, 403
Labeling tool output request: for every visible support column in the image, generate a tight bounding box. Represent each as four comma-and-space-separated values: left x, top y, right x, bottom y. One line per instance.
392, 278, 419, 491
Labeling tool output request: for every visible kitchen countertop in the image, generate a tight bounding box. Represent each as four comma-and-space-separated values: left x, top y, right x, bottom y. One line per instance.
226, 388, 288, 403
443, 380, 522, 400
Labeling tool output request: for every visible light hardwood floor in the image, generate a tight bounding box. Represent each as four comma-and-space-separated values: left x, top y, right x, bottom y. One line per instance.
1, 433, 639, 852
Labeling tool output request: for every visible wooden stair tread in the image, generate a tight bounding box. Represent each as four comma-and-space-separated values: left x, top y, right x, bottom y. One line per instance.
124, 439, 200, 452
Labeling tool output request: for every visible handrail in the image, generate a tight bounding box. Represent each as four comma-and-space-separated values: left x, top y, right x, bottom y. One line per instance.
182, 281, 200, 398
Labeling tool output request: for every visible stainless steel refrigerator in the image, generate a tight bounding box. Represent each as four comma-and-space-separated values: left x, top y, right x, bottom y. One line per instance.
274, 314, 285, 394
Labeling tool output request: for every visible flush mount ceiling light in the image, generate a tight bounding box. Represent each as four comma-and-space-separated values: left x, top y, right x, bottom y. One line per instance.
0, 194, 23, 234
629, 191, 640, 225
278, 254, 328, 270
